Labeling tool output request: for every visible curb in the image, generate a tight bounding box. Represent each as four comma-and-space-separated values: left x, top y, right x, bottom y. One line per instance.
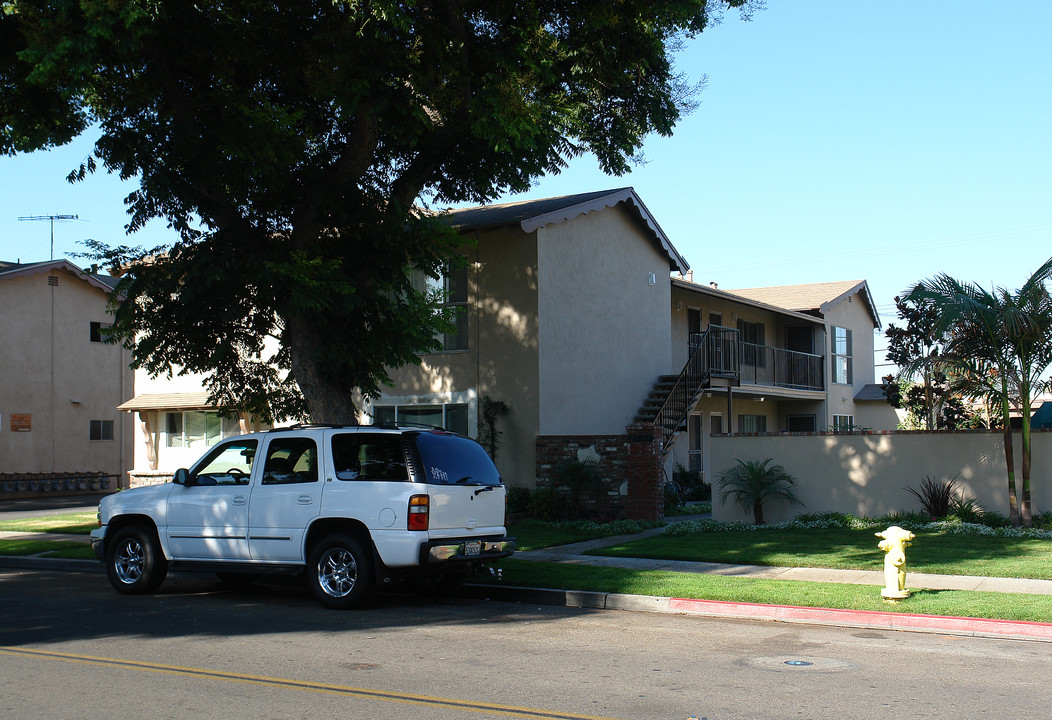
463, 584, 1052, 643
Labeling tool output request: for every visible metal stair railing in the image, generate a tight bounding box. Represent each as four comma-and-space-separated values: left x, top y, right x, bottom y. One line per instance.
653, 326, 739, 452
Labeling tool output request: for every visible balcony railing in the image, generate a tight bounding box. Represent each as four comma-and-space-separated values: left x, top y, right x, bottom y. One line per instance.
690, 329, 824, 392
739, 341, 824, 391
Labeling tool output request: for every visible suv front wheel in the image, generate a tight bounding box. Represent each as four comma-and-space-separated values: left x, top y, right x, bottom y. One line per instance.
106, 525, 168, 594
307, 534, 373, 610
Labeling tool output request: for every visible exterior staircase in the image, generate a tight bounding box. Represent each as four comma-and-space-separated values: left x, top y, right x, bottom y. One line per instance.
635, 326, 741, 453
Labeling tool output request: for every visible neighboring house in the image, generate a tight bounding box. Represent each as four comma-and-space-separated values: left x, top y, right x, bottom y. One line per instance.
0, 259, 133, 493
115, 373, 271, 486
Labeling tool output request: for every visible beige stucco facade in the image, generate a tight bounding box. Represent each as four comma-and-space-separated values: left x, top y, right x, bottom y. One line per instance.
378, 199, 677, 486
0, 262, 133, 484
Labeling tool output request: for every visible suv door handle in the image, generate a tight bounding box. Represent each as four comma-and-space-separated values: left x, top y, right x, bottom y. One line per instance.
297, 495, 313, 505
232, 496, 247, 506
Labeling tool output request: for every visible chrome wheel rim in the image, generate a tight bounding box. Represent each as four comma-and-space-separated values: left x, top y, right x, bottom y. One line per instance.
317, 547, 357, 598
114, 538, 145, 584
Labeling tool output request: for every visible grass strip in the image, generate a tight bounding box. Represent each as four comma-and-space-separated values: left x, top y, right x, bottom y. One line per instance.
486, 559, 1052, 623
0, 512, 97, 535
586, 527, 1052, 580
0, 539, 96, 560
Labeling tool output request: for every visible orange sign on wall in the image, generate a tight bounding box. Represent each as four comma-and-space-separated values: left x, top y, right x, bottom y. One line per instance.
10, 414, 31, 432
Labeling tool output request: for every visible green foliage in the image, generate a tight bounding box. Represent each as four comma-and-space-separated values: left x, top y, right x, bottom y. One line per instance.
905, 474, 962, 519
1, 0, 763, 422
505, 485, 532, 515
715, 457, 803, 525
906, 256, 1052, 527
664, 463, 710, 512
477, 396, 511, 460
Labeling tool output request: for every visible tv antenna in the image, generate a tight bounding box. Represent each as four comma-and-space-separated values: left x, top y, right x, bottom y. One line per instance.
18, 213, 80, 261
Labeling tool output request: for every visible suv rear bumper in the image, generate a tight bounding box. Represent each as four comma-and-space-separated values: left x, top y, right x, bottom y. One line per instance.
421, 537, 515, 565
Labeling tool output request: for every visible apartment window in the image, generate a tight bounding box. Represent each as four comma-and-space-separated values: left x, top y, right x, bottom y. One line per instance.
90, 420, 114, 441
786, 415, 817, 432
831, 326, 853, 385
371, 403, 469, 436
832, 414, 855, 432
427, 260, 469, 352
165, 411, 240, 449
738, 414, 767, 434
89, 321, 110, 343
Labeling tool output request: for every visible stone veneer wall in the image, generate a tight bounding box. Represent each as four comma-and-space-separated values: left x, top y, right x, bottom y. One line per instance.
535, 424, 664, 521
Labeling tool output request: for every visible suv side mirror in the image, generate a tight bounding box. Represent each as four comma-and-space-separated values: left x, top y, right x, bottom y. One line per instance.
173, 468, 191, 486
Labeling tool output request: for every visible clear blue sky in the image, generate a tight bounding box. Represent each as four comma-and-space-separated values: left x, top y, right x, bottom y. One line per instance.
2, 1, 1050, 368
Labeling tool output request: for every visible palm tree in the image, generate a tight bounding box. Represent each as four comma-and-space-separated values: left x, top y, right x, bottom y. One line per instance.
905, 257, 1052, 527
715, 458, 803, 525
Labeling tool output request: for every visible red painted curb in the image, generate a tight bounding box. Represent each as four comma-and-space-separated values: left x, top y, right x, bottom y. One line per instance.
668, 598, 1052, 641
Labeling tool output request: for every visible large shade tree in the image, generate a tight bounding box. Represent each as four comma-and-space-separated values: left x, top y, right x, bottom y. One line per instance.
905, 257, 1052, 527
1, 0, 762, 423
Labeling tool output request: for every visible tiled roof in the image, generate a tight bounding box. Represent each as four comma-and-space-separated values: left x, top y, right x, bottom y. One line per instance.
0, 258, 121, 293
724, 280, 867, 312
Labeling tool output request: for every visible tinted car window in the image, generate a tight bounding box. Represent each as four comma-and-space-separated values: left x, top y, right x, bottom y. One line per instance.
411, 432, 501, 486
331, 433, 410, 481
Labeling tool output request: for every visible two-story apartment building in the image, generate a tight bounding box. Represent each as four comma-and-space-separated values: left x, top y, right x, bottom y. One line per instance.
0, 259, 133, 493
110, 187, 890, 496
371, 188, 889, 487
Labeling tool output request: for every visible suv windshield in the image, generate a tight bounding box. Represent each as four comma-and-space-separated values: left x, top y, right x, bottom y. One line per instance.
410, 432, 502, 486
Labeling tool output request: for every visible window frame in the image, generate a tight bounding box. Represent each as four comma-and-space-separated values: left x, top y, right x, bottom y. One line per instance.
831, 326, 853, 385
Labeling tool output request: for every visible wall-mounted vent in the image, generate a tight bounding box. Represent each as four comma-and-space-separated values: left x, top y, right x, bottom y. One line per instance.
47, 276, 58, 286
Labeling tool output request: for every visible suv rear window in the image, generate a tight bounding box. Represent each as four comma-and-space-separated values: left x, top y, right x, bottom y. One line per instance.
410, 432, 502, 486
331, 433, 410, 481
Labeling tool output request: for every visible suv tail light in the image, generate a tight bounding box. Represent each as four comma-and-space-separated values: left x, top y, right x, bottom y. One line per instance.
408, 494, 429, 531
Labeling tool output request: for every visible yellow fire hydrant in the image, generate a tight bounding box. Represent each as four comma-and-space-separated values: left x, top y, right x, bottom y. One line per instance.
876, 526, 915, 600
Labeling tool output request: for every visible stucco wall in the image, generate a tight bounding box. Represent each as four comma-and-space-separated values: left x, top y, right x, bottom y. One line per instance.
709, 431, 1052, 523
537, 205, 672, 436
381, 225, 541, 486
823, 291, 879, 424
0, 267, 132, 482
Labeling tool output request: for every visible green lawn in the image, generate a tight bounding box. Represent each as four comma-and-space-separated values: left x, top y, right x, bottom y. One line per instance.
586, 527, 1052, 580
0, 511, 97, 535
485, 559, 1052, 623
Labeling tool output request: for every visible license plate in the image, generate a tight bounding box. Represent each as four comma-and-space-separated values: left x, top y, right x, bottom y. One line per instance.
464, 540, 481, 557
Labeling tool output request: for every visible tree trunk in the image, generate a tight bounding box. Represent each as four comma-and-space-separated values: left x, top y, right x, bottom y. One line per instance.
999, 385, 1021, 527
1020, 386, 1034, 528
283, 315, 359, 424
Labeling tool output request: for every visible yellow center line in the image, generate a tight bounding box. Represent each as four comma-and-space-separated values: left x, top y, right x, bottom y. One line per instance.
0, 646, 626, 720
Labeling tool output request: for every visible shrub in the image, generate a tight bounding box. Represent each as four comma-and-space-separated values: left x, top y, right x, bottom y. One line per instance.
905, 474, 962, 519
715, 458, 803, 525
506, 485, 531, 515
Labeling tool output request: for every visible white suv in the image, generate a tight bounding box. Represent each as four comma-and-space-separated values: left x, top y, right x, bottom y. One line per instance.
91, 425, 515, 608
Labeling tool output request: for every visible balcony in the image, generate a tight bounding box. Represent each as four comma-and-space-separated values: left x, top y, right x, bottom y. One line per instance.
691, 331, 824, 393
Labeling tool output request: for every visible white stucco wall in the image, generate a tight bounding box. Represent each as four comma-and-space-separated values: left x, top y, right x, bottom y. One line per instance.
536, 205, 673, 435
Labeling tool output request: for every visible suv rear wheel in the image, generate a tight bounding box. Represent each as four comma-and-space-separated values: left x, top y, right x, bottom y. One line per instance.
106, 526, 168, 594
307, 534, 373, 609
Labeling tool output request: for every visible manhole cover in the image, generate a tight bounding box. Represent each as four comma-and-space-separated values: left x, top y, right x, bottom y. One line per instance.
742, 656, 853, 673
